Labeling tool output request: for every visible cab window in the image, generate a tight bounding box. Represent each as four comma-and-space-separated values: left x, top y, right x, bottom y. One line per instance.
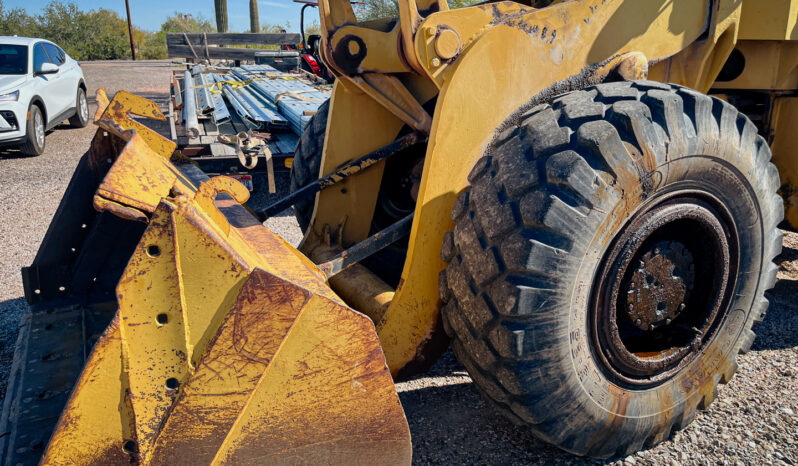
32, 43, 49, 72
43, 43, 64, 65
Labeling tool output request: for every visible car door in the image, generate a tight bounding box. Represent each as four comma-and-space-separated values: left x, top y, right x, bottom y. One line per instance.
31, 42, 68, 123
43, 43, 79, 114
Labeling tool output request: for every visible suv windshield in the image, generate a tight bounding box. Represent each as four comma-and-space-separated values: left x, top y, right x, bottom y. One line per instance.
0, 44, 27, 75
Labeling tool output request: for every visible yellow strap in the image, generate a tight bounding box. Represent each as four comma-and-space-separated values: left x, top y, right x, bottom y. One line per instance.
191, 74, 299, 95
192, 79, 250, 95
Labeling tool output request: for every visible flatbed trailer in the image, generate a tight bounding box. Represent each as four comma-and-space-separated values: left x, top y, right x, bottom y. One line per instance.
167, 64, 330, 205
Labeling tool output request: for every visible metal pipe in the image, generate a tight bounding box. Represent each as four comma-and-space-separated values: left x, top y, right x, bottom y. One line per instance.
182, 71, 200, 138
231, 67, 327, 135
300, 4, 314, 50
221, 75, 285, 129
255, 132, 423, 221
317, 214, 414, 277
310, 249, 395, 325
209, 74, 231, 124
195, 73, 214, 114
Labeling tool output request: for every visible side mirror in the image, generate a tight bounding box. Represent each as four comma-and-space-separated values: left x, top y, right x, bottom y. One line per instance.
35, 62, 58, 75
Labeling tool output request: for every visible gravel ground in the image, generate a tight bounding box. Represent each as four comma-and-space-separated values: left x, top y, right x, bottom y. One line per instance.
0, 60, 795, 464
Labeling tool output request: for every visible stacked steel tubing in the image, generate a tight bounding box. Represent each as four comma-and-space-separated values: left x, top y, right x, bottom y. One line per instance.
182, 71, 200, 138
230, 66, 328, 135
217, 73, 286, 130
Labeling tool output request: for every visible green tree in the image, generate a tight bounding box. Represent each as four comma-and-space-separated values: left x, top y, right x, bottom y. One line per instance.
139, 12, 215, 59
0, 2, 39, 37
27, 2, 129, 60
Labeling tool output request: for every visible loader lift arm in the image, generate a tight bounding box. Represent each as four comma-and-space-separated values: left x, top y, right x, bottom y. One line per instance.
300, 0, 742, 379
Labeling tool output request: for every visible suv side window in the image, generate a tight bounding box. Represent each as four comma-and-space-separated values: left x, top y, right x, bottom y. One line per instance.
32, 43, 49, 72
43, 43, 64, 65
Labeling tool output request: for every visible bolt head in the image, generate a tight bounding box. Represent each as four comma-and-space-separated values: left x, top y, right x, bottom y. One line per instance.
434, 28, 461, 60
347, 39, 360, 56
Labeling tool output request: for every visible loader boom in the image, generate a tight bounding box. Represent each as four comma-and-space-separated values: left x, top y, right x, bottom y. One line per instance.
306, 0, 742, 377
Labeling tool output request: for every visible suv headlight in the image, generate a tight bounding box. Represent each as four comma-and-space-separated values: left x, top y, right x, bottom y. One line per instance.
0, 90, 19, 102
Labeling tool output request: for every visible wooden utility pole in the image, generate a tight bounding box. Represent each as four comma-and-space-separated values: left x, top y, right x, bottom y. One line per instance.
124, 0, 136, 60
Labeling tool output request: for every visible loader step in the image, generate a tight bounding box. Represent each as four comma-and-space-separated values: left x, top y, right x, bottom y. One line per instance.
0, 302, 117, 465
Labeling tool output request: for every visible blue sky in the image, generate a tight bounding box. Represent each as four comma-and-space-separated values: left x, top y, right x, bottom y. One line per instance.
2, 0, 311, 32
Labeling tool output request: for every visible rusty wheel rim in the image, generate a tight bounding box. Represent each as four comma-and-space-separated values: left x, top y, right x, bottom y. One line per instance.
591, 193, 738, 386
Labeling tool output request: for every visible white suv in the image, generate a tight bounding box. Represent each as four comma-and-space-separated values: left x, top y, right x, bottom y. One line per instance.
0, 37, 88, 156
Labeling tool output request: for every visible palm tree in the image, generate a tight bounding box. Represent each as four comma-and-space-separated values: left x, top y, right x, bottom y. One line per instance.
214, 0, 228, 33
250, 0, 260, 33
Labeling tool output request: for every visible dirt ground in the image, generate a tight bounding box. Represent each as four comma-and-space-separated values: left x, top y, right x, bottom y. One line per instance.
0, 61, 795, 465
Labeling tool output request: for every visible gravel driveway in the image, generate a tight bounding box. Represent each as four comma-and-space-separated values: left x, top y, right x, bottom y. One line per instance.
0, 60, 795, 465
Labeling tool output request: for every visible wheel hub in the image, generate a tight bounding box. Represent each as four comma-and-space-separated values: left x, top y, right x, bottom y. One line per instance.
625, 240, 695, 331
591, 194, 737, 385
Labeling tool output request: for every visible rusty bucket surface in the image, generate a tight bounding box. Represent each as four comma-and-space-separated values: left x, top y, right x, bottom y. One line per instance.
3, 90, 411, 465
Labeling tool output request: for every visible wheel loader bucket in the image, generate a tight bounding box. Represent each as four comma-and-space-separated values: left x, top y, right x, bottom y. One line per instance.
2, 90, 411, 465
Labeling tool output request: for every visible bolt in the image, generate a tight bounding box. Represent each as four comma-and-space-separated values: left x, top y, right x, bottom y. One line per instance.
347, 39, 360, 56
665, 318, 672, 325
425, 26, 436, 37
678, 303, 686, 311
635, 318, 642, 326
431, 57, 441, 67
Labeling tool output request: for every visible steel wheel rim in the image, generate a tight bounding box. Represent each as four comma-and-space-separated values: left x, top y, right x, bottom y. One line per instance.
34, 111, 44, 148
590, 193, 739, 386
79, 92, 88, 122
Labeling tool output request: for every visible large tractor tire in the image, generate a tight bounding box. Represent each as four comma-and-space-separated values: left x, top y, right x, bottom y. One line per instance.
290, 99, 330, 231
439, 81, 783, 458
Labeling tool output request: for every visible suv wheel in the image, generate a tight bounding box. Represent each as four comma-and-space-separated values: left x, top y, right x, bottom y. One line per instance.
20, 105, 45, 156
68, 87, 89, 128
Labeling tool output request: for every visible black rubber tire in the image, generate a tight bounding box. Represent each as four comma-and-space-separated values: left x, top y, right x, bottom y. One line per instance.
19, 104, 45, 156
289, 99, 330, 231
68, 87, 89, 128
439, 81, 783, 458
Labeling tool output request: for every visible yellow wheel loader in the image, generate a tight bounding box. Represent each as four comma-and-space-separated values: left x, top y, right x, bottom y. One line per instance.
3, 0, 796, 463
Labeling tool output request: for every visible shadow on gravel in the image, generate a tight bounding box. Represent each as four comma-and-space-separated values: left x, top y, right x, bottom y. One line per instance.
399, 379, 574, 464
0, 297, 27, 405
0, 148, 34, 160
398, 351, 602, 464
754, 243, 798, 351
757, 279, 798, 351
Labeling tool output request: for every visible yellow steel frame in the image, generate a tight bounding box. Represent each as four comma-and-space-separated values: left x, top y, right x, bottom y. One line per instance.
309, 0, 750, 376
42, 91, 411, 464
